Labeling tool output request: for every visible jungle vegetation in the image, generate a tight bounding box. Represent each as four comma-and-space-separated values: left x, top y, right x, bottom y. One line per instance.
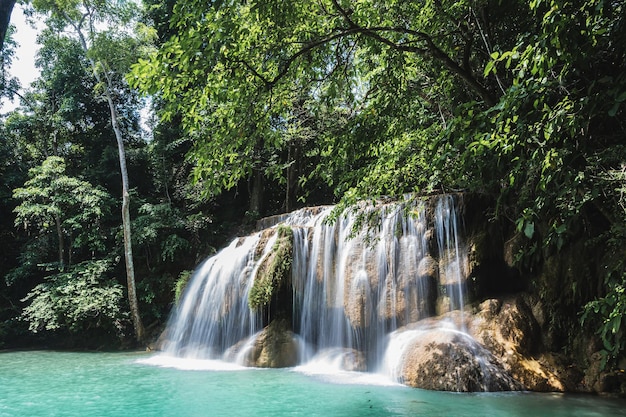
0, 0, 624, 371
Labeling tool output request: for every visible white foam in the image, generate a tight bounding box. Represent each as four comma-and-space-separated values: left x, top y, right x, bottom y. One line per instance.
294, 366, 400, 387
136, 354, 248, 371
293, 349, 401, 387
379, 329, 423, 380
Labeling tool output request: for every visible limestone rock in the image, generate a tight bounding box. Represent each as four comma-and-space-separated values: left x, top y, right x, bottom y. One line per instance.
249, 226, 293, 310
438, 251, 469, 287
469, 297, 567, 392
345, 267, 374, 328
399, 328, 521, 392
584, 351, 626, 394
417, 256, 438, 279
495, 297, 540, 355
243, 319, 299, 368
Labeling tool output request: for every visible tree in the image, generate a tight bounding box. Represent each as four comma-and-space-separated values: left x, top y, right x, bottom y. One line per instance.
0, 21, 20, 103
441, 0, 626, 364
21, 259, 127, 345
33, 0, 146, 342
12, 156, 111, 269
10, 157, 129, 345
131, 0, 531, 213
26, 30, 124, 185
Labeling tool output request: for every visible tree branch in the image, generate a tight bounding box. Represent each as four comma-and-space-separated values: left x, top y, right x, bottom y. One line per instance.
233, 0, 498, 106
226, 28, 362, 90
330, 0, 495, 105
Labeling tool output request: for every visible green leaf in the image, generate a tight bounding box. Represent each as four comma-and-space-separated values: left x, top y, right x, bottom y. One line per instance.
524, 222, 535, 239
484, 60, 496, 77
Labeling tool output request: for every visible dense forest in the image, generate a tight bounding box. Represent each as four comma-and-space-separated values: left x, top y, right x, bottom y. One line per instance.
0, 0, 624, 374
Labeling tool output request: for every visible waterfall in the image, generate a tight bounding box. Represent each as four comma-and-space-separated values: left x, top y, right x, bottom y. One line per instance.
159, 194, 470, 378
161, 235, 264, 358
434, 195, 467, 326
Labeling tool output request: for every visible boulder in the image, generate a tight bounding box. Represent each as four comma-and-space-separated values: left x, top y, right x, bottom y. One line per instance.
398, 327, 521, 392
417, 255, 438, 279
469, 297, 568, 392
345, 268, 373, 328
243, 319, 300, 368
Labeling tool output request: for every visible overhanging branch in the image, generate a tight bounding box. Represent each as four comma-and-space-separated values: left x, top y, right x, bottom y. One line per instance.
234, 0, 497, 106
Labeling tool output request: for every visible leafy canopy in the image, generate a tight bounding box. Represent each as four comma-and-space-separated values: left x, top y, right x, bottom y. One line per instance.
130, 0, 509, 202
13, 156, 111, 262
21, 259, 126, 338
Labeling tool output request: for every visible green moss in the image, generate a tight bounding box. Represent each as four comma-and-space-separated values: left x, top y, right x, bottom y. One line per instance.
174, 270, 193, 304
248, 225, 293, 310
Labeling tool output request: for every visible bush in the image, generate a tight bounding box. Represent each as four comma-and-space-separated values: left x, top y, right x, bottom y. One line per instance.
21, 260, 127, 339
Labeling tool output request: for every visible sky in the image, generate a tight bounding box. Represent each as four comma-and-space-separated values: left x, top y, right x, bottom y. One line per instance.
1, 3, 42, 113
1, 3, 152, 133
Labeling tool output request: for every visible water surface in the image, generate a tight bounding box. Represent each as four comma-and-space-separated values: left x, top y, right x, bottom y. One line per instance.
1, 351, 624, 417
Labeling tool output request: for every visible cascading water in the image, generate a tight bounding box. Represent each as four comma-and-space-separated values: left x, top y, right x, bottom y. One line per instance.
161, 234, 264, 358
159, 194, 475, 385
291, 198, 439, 370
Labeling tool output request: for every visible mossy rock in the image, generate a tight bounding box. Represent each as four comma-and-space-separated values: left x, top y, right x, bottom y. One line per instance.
249, 225, 293, 310
244, 318, 300, 368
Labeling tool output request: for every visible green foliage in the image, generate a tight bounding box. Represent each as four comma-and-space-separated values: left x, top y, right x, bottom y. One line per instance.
33, 0, 153, 342
0, 24, 21, 102
582, 211, 626, 365
174, 270, 192, 304
1, 0, 217, 347
583, 276, 626, 365
7, 30, 125, 189
12, 156, 112, 267
21, 260, 126, 337
461, 0, 626, 362
248, 226, 293, 310
437, 0, 625, 268
130, 0, 509, 208
133, 202, 191, 262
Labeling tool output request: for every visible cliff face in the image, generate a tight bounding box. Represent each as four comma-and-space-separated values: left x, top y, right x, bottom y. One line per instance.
160, 194, 625, 395
458, 194, 624, 395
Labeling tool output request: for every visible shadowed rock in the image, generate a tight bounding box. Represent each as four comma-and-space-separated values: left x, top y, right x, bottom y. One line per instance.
398, 328, 522, 392
243, 319, 299, 368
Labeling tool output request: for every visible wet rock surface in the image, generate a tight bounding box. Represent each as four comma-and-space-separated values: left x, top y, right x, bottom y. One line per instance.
467, 298, 570, 392
399, 328, 522, 392
243, 319, 300, 368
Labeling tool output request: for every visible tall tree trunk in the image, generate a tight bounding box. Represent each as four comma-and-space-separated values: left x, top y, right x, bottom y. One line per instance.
55, 214, 64, 270
249, 168, 264, 216
72, 21, 145, 343
0, 0, 15, 51
284, 144, 299, 213
108, 92, 145, 343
